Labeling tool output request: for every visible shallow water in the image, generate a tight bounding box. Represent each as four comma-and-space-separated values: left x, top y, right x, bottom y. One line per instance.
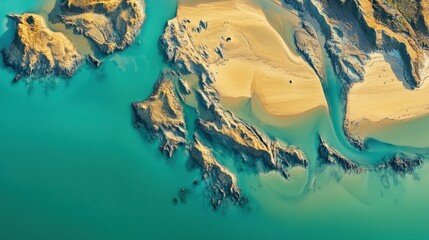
1, 0, 429, 239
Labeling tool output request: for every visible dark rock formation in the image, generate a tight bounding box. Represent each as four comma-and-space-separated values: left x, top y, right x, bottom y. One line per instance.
318, 136, 364, 174
87, 54, 102, 68
378, 153, 423, 176
189, 137, 246, 209
294, 21, 325, 80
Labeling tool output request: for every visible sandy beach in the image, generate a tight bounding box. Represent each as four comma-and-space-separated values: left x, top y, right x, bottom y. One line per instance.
346, 52, 429, 138
176, 0, 327, 117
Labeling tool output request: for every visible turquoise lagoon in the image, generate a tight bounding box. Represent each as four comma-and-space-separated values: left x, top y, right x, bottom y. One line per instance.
0, 0, 429, 239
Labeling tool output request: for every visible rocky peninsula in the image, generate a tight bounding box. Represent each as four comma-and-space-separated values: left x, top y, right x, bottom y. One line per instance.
189, 137, 245, 209
133, 78, 187, 158
318, 137, 364, 174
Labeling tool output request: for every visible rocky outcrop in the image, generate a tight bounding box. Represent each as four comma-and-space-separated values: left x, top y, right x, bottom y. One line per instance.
378, 153, 423, 176
284, 0, 429, 87
2, 14, 82, 81
178, 78, 191, 94
160, 18, 216, 83
285, 0, 371, 85
294, 21, 325, 80
87, 54, 101, 68
318, 136, 364, 174
60, 0, 146, 54
189, 137, 245, 209
318, 136, 423, 177
132, 78, 187, 157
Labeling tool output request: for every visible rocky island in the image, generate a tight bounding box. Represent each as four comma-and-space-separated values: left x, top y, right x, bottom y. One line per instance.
2, 14, 82, 81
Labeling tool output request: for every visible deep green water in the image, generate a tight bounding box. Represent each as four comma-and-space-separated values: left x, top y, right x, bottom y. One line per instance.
1, 0, 429, 239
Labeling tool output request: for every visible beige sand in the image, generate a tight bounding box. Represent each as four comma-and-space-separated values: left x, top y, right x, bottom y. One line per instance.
346, 52, 429, 137
176, 0, 327, 117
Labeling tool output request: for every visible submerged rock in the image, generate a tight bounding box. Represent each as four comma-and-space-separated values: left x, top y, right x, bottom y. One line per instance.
2, 14, 83, 81
318, 136, 364, 174
189, 137, 245, 209
87, 54, 102, 68
178, 78, 191, 94
294, 21, 325, 80
132, 78, 187, 157
60, 0, 146, 54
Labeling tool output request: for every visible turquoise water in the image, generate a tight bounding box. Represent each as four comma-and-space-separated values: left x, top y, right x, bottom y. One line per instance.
1, 0, 429, 239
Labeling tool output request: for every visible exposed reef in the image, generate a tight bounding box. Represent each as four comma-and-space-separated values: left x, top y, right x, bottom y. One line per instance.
60, 0, 146, 54
189, 137, 246, 209
318, 137, 364, 174
2, 14, 83, 81
294, 21, 325, 80
132, 78, 187, 157
378, 153, 423, 177
318, 136, 423, 178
